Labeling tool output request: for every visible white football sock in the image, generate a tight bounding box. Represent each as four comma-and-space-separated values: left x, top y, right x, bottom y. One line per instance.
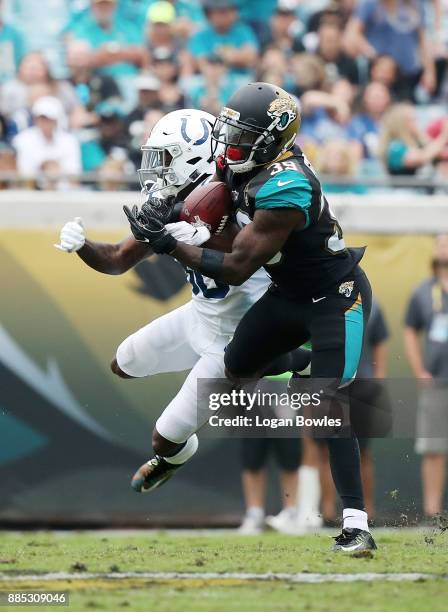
296, 465, 321, 522
343, 508, 369, 532
164, 434, 198, 465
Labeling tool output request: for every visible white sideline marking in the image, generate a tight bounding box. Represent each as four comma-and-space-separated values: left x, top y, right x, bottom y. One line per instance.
0, 572, 444, 584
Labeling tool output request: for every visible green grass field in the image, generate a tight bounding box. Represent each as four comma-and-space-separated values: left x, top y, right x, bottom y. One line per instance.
0, 529, 447, 611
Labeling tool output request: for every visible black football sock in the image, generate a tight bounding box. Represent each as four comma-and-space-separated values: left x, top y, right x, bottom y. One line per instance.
326, 436, 365, 511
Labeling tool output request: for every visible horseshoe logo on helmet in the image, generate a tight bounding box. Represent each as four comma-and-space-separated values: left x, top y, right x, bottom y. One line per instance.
180, 117, 211, 145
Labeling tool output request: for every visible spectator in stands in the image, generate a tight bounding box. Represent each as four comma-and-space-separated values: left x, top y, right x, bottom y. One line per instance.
379, 103, 448, 175
127, 73, 162, 164
307, 0, 355, 33
316, 139, 365, 193
145, 1, 183, 59
65, 0, 146, 80
13, 96, 81, 182
66, 40, 121, 115
0, 0, 24, 84
300, 78, 360, 150
4, 0, 71, 78
127, 73, 162, 126
127, 107, 165, 168
267, 1, 305, 54
427, 117, 448, 185
152, 49, 180, 87
369, 54, 401, 96
0, 112, 7, 144
344, 0, 436, 100
0, 52, 79, 124
404, 235, 448, 523
185, 0, 258, 79
187, 56, 238, 116
80, 99, 130, 174
237, 0, 278, 49
37, 159, 71, 191
298, 21, 360, 85
94, 99, 129, 157
141, 108, 165, 142
0, 112, 16, 187
349, 82, 391, 159
290, 53, 328, 97
0, 143, 16, 189
151, 51, 186, 112
316, 21, 359, 84
256, 46, 294, 90
97, 153, 129, 191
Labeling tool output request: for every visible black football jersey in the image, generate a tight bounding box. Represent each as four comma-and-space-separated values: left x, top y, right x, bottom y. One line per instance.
223, 146, 365, 299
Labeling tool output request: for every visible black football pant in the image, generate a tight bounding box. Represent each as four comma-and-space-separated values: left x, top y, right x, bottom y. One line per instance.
224, 267, 372, 512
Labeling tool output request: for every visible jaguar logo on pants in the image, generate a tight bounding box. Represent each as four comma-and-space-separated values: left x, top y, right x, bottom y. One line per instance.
339, 281, 354, 298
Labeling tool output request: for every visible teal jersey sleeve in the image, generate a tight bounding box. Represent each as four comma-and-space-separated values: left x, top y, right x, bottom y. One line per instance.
387, 140, 409, 172
255, 170, 313, 228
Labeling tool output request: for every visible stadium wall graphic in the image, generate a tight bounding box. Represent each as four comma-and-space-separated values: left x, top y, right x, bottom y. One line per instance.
0, 229, 441, 525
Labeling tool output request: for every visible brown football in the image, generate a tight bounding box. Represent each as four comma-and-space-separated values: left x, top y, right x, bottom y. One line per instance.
180, 181, 232, 234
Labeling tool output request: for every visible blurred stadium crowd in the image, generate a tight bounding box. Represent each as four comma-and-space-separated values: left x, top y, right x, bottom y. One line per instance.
0, 0, 447, 191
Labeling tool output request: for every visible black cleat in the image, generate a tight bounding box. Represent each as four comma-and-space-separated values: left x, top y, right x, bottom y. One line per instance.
332, 528, 377, 552
131, 455, 181, 493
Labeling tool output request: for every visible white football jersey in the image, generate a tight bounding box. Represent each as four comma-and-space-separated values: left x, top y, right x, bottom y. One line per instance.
186, 266, 270, 335
181, 175, 270, 335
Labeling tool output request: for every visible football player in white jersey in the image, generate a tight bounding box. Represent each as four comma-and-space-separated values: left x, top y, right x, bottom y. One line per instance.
56, 109, 307, 492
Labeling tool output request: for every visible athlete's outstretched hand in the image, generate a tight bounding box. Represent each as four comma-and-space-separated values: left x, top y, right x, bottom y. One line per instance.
123, 205, 177, 254
165, 221, 211, 246
54, 217, 86, 253
141, 195, 179, 225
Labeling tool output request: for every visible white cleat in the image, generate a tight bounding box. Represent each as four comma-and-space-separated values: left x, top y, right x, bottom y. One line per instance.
238, 512, 265, 535
265, 508, 300, 534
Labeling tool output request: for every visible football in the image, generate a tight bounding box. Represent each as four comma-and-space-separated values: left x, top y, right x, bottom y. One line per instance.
180, 181, 232, 234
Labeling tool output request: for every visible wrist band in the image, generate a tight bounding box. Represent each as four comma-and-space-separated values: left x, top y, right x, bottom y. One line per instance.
198, 248, 225, 279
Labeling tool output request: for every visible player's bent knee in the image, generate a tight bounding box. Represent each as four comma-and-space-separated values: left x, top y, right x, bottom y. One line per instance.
110, 357, 135, 379
224, 347, 256, 380
115, 335, 153, 378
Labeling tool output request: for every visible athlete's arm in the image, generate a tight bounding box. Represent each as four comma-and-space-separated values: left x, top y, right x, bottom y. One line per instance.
171, 209, 305, 285
55, 217, 152, 275
77, 236, 152, 275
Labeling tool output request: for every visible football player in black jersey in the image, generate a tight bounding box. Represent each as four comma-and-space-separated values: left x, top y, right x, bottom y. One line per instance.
125, 83, 376, 552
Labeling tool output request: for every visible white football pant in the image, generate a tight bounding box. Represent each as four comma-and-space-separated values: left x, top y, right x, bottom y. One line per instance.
116, 302, 230, 443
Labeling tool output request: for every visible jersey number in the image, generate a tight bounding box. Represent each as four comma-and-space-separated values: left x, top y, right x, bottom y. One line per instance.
270, 160, 297, 174
187, 270, 230, 299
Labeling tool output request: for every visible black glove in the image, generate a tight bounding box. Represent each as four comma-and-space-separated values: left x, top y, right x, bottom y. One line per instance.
123, 205, 177, 254
141, 195, 176, 225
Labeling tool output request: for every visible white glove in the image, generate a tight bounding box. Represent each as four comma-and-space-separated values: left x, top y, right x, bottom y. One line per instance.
54, 217, 86, 253
165, 221, 211, 246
